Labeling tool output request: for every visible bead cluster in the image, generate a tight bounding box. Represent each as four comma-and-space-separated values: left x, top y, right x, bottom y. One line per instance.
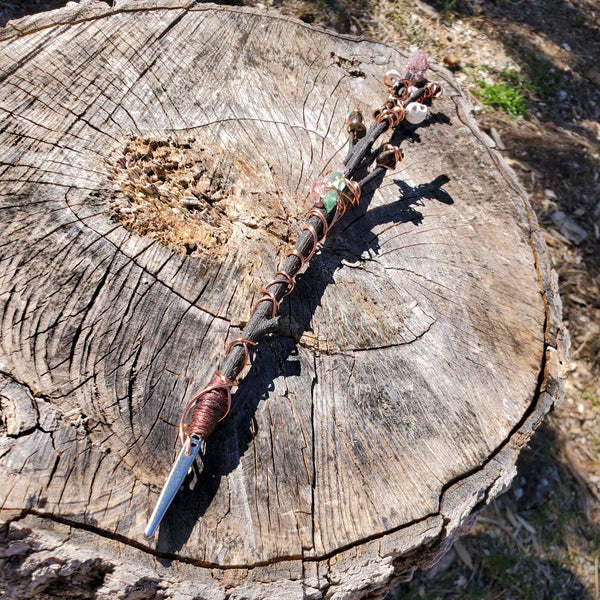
373, 51, 442, 129
374, 80, 442, 127
310, 167, 360, 217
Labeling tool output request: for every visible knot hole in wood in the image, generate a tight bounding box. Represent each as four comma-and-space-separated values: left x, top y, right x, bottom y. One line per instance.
108, 133, 292, 259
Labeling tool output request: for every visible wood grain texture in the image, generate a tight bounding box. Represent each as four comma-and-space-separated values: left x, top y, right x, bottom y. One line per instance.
0, 1, 568, 597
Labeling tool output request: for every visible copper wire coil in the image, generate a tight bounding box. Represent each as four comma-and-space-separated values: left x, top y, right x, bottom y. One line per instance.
346, 178, 361, 199
395, 104, 406, 121
329, 197, 347, 228
252, 288, 279, 319
287, 248, 306, 270
307, 207, 330, 239
179, 370, 236, 452
382, 71, 401, 88
303, 222, 320, 253
303, 243, 316, 263
424, 82, 442, 98
339, 179, 361, 207
263, 270, 295, 300
374, 105, 404, 128
337, 192, 353, 209
372, 99, 390, 121
378, 144, 403, 170
326, 178, 361, 227
396, 79, 412, 99
382, 71, 412, 98
374, 95, 399, 114
373, 104, 390, 122
373, 93, 408, 128
226, 336, 258, 371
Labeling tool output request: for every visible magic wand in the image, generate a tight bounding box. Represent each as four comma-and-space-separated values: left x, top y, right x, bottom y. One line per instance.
145, 50, 442, 537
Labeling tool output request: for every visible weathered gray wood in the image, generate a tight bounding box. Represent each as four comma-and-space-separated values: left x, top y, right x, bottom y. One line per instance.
0, 1, 568, 598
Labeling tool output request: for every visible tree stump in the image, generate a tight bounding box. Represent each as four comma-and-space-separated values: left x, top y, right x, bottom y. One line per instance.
0, 2, 568, 598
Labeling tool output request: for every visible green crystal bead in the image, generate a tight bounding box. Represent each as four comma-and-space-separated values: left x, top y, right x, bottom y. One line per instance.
328, 171, 346, 192
323, 189, 339, 213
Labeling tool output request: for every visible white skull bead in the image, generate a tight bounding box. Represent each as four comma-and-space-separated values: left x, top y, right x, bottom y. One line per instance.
405, 102, 428, 124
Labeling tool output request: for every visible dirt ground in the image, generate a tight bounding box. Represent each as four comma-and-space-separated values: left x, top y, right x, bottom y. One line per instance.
1, 0, 599, 598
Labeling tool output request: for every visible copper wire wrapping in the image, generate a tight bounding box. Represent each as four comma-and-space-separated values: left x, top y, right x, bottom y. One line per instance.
424, 82, 443, 98
252, 287, 279, 318
382, 73, 411, 98
330, 177, 361, 226
307, 208, 330, 246
226, 336, 258, 371
340, 178, 361, 207
373, 97, 406, 128
287, 248, 307, 270
249, 175, 361, 323
302, 223, 320, 260
263, 270, 295, 300
179, 371, 236, 453
377, 144, 403, 170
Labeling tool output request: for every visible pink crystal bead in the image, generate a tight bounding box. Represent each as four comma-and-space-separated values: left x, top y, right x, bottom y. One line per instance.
310, 176, 328, 204
404, 50, 430, 84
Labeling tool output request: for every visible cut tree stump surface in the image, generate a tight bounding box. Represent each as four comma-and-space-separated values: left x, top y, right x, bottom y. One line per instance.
0, 2, 568, 598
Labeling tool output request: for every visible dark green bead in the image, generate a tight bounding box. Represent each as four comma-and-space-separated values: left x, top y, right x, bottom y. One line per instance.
348, 121, 365, 132
376, 150, 397, 169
